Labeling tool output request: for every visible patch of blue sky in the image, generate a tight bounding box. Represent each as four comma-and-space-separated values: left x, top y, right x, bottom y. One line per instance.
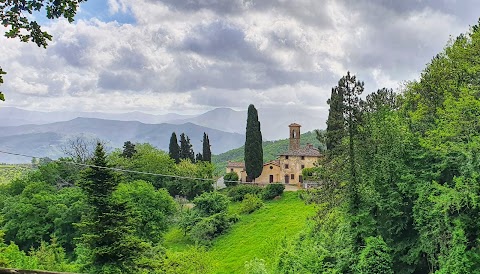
76, 1, 136, 24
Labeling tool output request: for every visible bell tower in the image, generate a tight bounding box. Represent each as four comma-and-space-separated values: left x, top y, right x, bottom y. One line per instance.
289, 123, 301, 150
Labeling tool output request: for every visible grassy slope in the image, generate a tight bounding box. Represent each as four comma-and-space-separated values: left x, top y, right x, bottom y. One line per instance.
164, 192, 316, 273
212, 130, 324, 174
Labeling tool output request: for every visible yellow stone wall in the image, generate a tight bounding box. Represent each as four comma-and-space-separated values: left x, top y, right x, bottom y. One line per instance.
279, 155, 318, 186
255, 164, 281, 184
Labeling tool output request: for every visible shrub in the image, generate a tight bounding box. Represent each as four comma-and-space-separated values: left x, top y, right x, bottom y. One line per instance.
226, 185, 263, 202
262, 183, 285, 200
224, 172, 239, 187
193, 191, 229, 216
356, 236, 393, 274
190, 212, 236, 244
240, 194, 264, 214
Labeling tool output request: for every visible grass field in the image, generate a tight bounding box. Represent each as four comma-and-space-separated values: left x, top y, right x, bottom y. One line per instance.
0, 164, 32, 184
164, 191, 316, 273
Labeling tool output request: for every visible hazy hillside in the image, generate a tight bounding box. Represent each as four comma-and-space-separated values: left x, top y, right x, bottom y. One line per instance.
0, 118, 245, 163
212, 130, 325, 174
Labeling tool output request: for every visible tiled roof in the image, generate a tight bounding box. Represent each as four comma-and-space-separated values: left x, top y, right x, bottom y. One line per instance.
264, 159, 280, 167
279, 144, 322, 157
227, 161, 245, 168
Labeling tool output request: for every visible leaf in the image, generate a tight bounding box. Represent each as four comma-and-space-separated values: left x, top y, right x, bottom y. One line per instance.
0, 92, 4, 101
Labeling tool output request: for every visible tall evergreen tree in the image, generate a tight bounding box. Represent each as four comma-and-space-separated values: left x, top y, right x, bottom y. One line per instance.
325, 86, 345, 157
169, 132, 180, 164
196, 152, 203, 162
244, 104, 263, 182
78, 142, 145, 273
179, 133, 195, 162
121, 141, 136, 158
202, 132, 212, 163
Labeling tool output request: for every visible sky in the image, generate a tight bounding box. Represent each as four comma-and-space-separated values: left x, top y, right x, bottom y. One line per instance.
1, 0, 480, 117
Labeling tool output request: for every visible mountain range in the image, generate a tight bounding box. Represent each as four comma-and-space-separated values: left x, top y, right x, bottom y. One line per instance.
0, 107, 327, 163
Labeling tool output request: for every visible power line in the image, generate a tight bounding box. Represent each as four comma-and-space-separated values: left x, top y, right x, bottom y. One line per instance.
0, 150, 236, 183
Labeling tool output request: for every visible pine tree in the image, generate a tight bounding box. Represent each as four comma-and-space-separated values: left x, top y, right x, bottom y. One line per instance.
78, 142, 145, 273
121, 141, 136, 158
244, 104, 263, 182
169, 132, 180, 164
202, 132, 212, 163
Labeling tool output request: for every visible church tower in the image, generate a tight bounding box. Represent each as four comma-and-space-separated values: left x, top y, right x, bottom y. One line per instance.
289, 123, 301, 150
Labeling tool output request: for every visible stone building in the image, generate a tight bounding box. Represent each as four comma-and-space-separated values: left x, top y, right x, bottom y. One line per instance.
225, 123, 322, 186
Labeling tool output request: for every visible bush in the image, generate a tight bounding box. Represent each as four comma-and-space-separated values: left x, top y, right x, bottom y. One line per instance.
240, 194, 264, 214
224, 172, 239, 187
262, 183, 285, 200
226, 185, 263, 202
193, 191, 229, 216
190, 212, 237, 244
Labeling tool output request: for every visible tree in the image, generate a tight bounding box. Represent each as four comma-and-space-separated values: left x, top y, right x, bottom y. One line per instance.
0, 0, 87, 101
202, 133, 212, 163
356, 236, 393, 274
169, 132, 180, 164
325, 86, 345, 157
244, 104, 263, 182
195, 152, 203, 162
223, 172, 239, 187
121, 141, 136, 158
179, 133, 195, 163
78, 142, 145, 273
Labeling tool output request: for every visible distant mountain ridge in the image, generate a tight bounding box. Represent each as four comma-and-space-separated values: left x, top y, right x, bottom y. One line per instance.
1, 107, 327, 140
0, 118, 244, 163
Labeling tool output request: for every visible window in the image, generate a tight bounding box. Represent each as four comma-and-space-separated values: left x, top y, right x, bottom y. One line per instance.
285, 164, 289, 169
230, 168, 234, 172
285, 155, 289, 159
291, 174, 294, 180
301, 165, 305, 169
269, 166, 273, 170
299, 175, 303, 183
301, 156, 305, 160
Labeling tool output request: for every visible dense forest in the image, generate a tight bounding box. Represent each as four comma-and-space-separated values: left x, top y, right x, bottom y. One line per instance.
2, 17, 480, 274
277, 20, 480, 273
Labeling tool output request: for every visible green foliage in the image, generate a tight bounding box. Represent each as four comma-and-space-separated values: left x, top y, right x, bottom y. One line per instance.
240, 194, 264, 214
167, 159, 214, 199
0, 165, 32, 185
162, 246, 216, 274
193, 191, 229, 216
202, 132, 212, 163
226, 184, 263, 201
78, 142, 147, 273
261, 183, 285, 200
121, 141, 136, 158
224, 171, 239, 187
325, 86, 345, 156
245, 104, 263, 181
112, 180, 176, 244
356, 236, 393, 274
179, 133, 195, 163
168, 132, 180, 164
190, 212, 237, 245
29, 238, 79, 272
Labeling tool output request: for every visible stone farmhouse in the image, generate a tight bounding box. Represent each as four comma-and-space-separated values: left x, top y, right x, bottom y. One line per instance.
226, 123, 322, 186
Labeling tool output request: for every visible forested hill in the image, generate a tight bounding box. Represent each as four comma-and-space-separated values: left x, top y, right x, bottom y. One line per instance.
212, 130, 324, 173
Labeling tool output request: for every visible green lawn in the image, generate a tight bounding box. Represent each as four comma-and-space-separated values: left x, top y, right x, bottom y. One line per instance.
164, 191, 316, 273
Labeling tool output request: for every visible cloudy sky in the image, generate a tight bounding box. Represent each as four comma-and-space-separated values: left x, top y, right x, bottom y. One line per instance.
1, 0, 479, 117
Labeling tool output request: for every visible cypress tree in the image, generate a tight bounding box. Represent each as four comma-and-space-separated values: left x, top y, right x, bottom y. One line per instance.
179, 133, 195, 162
244, 104, 263, 182
169, 132, 180, 164
325, 86, 345, 157
202, 132, 212, 163
196, 152, 203, 162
